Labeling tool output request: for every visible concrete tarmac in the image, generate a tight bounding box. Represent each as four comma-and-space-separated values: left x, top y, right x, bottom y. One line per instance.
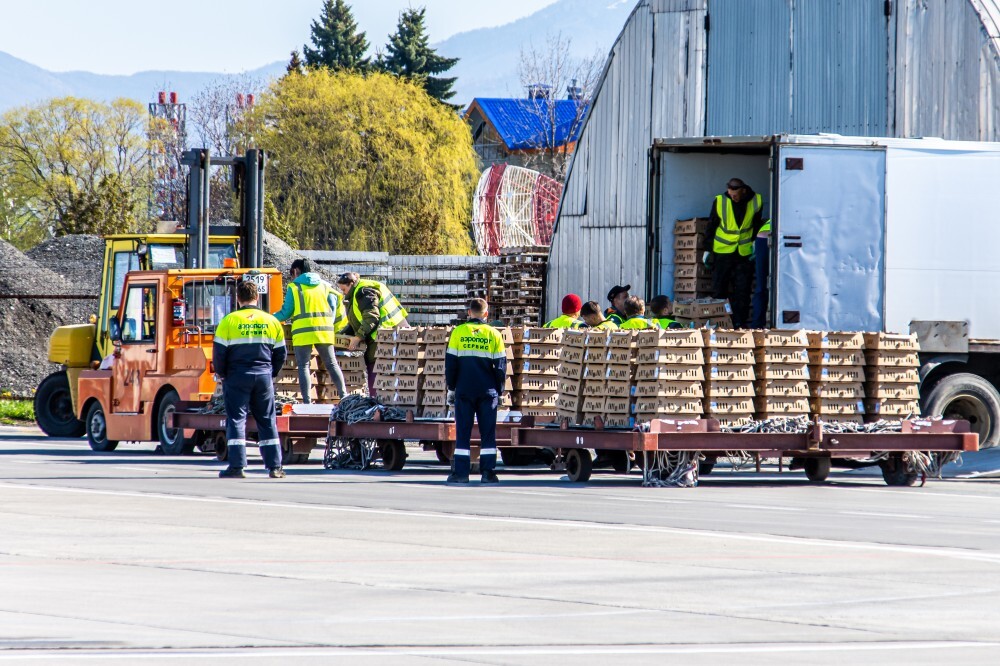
1, 428, 999, 664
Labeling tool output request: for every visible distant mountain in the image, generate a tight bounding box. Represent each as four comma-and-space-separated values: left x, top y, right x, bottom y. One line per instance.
0, 0, 634, 112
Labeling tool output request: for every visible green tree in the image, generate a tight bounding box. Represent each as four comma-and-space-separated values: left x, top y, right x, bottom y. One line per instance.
303, 0, 370, 72
287, 49, 305, 76
0, 97, 153, 243
382, 7, 459, 105
246, 70, 477, 255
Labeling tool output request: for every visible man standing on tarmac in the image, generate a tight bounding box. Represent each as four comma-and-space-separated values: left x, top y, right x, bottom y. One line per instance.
213, 280, 287, 479
335, 272, 409, 397
445, 298, 506, 485
272, 258, 347, 404
544, 294, 584, 328
605, 285, 630, 326
705, 178, 764, 328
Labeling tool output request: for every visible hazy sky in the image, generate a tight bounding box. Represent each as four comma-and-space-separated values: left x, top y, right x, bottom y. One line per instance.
0, 0, 559, 74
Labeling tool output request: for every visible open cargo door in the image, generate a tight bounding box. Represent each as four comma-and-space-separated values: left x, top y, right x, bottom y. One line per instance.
774, 145, 885, 331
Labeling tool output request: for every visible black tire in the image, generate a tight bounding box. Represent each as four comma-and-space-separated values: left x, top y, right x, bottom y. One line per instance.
804, 457, 831, 483
698, 460, 716, 476
214, 432, 228, 462
380, 440, 407, 471
609, 450, 631, 474
85, 401, 118, 452
157, 390, 195, 456
434, 442, 452, 464
281, 436, 312, 465
35, 371, 85, 438
923, 373, 1000, 449
565, 448, 593, 483
880, 454, 918, 487
500, 447, 537, 467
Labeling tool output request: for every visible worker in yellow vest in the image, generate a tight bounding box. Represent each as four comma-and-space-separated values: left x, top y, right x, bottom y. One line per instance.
272, 258, 347, 404
618, 296, 652, 329
544, 294, 584, 328
704, 178, 765, 328
580, 301, 618, 330
335, 272, 409, 396
648, 295, 681, 329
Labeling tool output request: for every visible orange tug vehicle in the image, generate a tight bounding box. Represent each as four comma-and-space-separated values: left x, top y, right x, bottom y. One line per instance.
76, 267, 283, 454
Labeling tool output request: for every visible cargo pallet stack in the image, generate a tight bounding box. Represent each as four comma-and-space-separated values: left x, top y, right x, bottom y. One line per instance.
497, 246, 548, 327
672, 298, 733, 329
580, 329, 611, 426
555, 329, 587, 425
373, 328, 424, 415
808, 332, 867, 424
864, 333, 922, 422
601, 331, 637, 428
753, 330, 811, 421
420, 328, 452, 418
702, 329, 756, 428
672, 218, 713, 302
631, 329, 705, 424
276, 325, 367, 403
516, 327, 562, 421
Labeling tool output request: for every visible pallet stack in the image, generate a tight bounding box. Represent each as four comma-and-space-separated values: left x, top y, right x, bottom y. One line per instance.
753, 330, 811, 420
631, 328, 705, 424
702, 329, 756, 427
516, 327, 562, 420
337, 353, 369, 396
580, 329, 611, 426
864, 333, 922, 421
807, 332, 866, 424
555, 329, 587, 425
275, 326, 367, 403
672, 217, 713, 301
672, 298, 733, 329
601, 331, 637, 428
420, 327, 452, 418
371, 328, 424, 415
498, 247, 548, 327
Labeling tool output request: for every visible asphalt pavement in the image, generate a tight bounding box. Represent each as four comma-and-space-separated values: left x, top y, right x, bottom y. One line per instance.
1, 426, 999, 665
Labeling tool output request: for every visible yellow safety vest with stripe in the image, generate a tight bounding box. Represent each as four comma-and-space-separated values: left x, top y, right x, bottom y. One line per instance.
351, 279, 407, 330
713, 193, 762, 257
652, 317, 677, 329
592, 319, 618, 330
445, 320, 507, 397
619, 316, 652, 330
544, 314, 583, 329
289, 281, 347, 346
213, 306, 286, 376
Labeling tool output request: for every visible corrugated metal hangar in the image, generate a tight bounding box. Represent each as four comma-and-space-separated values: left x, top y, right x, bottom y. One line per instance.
546, 0, 1000, 319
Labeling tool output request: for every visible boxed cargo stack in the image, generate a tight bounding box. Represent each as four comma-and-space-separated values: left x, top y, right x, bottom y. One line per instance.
602, 330, 637, 428
702, 329, 755, 427
672, 217, 712, 301
420, 327, 452, 418
753, 329, 810, 420
280, 324, 368, 401
632, 328, 705, 424
555, 329, 587, 425
518, 327, 563, 421
807, 332, 866, 424
506, 328, 525, 411
388, 328, 425, 415
672, 298, 734, 329
580, 328, 611, 426
863, 333, 922, 421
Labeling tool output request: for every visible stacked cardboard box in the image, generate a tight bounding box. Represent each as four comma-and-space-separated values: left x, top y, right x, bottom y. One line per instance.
807, 332, 866, 424
631, 328, 705, 424
600, 331, 637, 428
555, 329, 587, 425
372, 328, 425, 414
420, 327, 452, 418
517, 327, 562, 420
753, 330, 811, 420
337, 353, 369, 397
579, 328, 611, 426
672, 298, 733, 329
864, 333, 921, 421
702, 329, 756, 427
276, 326, 367, 402
672, 217, 712, 301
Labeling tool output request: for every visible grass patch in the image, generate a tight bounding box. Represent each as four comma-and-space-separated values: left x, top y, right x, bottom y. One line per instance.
0, 399, 34, 425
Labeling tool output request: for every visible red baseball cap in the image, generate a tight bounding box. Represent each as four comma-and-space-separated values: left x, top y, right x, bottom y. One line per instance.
562, 293, 583, 314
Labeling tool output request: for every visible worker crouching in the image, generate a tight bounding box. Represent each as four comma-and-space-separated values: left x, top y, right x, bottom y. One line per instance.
445, 298, 507, 485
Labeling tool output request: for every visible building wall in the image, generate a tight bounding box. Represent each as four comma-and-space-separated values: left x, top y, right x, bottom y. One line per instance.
546, 0, 1000, 319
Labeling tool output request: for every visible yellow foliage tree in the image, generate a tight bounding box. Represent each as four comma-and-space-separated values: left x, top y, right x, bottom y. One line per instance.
247, 70, 477, 255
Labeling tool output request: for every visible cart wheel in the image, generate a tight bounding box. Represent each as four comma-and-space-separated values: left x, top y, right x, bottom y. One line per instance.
380, 440, 407, 471
565, 449, 593, 483
699, 457, 716, 476
804, 457, 831, 483
500, 447, 537, 467
609, 450, 631, 474
434, 442, 452, 464
880, 454, 918, 487
214, 432, 228, 461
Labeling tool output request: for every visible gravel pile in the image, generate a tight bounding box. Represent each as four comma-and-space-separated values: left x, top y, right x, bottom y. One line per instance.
27, 235, 104, 296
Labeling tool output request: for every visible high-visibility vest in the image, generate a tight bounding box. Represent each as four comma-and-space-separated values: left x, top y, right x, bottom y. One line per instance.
290, 281, 345, 346
619, 317, 651, 330
652, 317, 677, 329
351, 279, 407, 331
759, 219, 772, 234
713, 193, 762, 257
544, 314, 583, 329
592, 319, 618, 330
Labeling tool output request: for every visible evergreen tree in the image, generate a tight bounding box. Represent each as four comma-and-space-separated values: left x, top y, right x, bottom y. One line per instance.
382, 8, 459, 105
302, 0, 370, 72
286, 50, 304, 76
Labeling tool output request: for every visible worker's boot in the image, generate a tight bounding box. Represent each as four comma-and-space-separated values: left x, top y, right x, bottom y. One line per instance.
446, 473, 469, 485
269, 468, 286, 479
222, 441, 247, 478
219, 466, 245, 479
480, 470, 500, 485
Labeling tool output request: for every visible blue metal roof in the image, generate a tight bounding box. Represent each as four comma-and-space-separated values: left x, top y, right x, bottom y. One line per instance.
470, 97, 588, 151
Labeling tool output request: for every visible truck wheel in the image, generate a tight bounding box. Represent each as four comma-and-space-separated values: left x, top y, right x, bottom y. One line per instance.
609, 450, 631, 474
380, 440, 407, 471
500, 447, 537, 466
434, 442, 453, 464
214, 432, 228, 461
281, 436, 312, 465
804, 457, 831, 483
157, 391, 195, 456
923, 373, 1000, 448
565, 449, 592, 483
880, 454, 918, 487
35, 371, 85, 438
699, 459, 716, 476
86, 401, 118, 452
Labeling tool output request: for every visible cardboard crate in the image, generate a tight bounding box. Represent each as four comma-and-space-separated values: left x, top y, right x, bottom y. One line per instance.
674, 233, 707, 250
583, 380, 606, 396
424, 344, 448, 361
555, 408, 583, 426
713, 414, 756, 428
673, 298, 732, 319
810, 365, 865, 383
583, 363, 606, 380
634, 396, 704, 415
707, 364, 755, 381
753, 329, 810, 347
866, 366, 920, 383
704, 380, 755, 397
635, 413, 704, 424
376, 329, 396, 344
339, 356, 366, 372
423, 376, 447, 392
636, 328, 703, 349
521, 359, 561, 375
601, 414, 635, 428
755, 379, 810, 396
605, 365, 634, 382
516, 375, 560, 392
424, 359, 446, 376
632, 380, 703, 398
392, 344, 424, 361
674, 248, 698, 264
504, 376, 514, 392
523, 342, 562, 360
810, 398, 865, 415
582, 395, 606, 412
701, 329, 754, 349
807, 331, 865, 350
522, 327, 563, 344
342, 371, 368, 386
865, 399, 921, 417
558, 377, 583, 397
560, 361, 584, 381
560, 345, 585, 364
393, 374, 423, 391
500, 327, 517, 344
636, 348, 704, 365
372, 359, 396, 375
374, 375, 396, 392
422, 391, 448, 407
421, 406, 454, 419
810, 382, 865, 399
864, 350, 920, 367
604, 396, 633, 414
606, 348, 633, 365
584, 330, 610, 347
675, 277, 714, 293
505, 344, 525, 360
606, 380, 632, 397
755, 396, 810, 413
674, 217, 710, 235
393, 359, 421, 376
756, 412, 810, 421
276, 387, 316, 401
863, 332, 920, 352
757, 363, 810, 380
521, 408, 558, 419
391, 390, 422, 407
562, 329, 588, 348
707, 348, 755, 365
673, 263, 713, 280
521, 391, 558, 408
393, 327, 422, 344
607, 331, 636, 348
556, 394, 581, 412
808, 349, 866, 366
866, 382, 921, 400
673, 292, 698, 303
584, 347, 609, 363
423, 328, 451, 344
755, 348, 809, 364
634, 365, 705, 382
818, 414, 865, 425
704, 397, 755, 414
276, 368, 315, 384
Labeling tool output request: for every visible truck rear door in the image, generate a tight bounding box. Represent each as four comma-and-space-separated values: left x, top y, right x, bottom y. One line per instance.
774, 145, 886, 331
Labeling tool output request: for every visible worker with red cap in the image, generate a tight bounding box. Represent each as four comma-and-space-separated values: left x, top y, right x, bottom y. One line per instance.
544, 294, 584, 328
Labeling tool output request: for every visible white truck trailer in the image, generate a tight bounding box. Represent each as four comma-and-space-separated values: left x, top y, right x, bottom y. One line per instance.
650, 134, 1000, 447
